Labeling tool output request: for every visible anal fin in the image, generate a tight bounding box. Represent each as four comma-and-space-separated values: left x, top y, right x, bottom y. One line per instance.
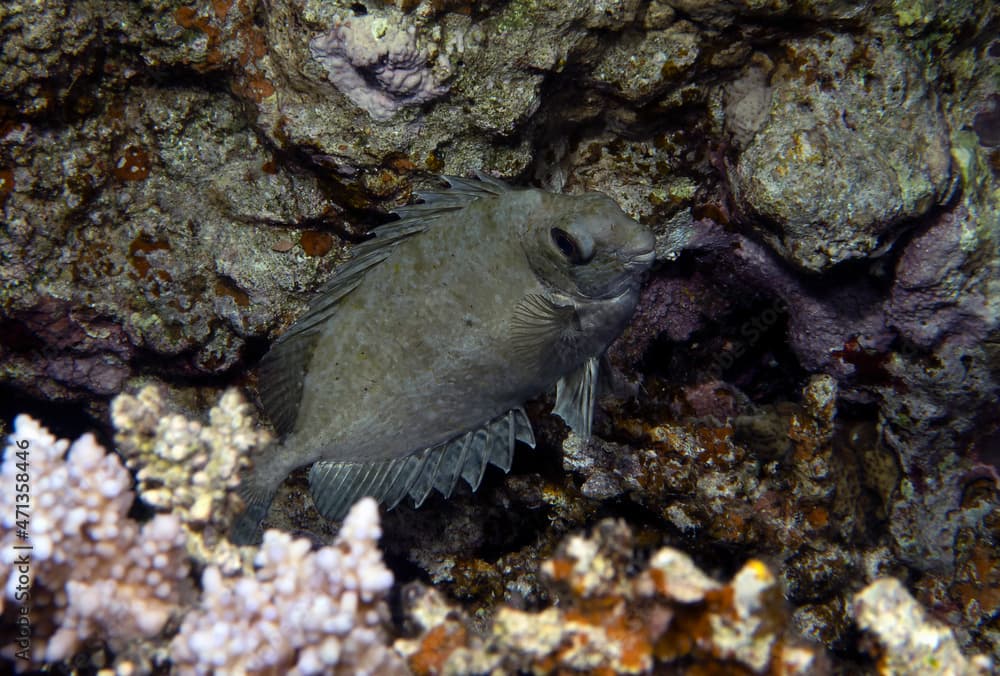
307, 408, 537, 520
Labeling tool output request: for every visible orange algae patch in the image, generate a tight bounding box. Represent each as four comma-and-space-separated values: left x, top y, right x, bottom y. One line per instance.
174, 5, 220, 41
128, 234, 171, 279
239, 27, 268, 66
113, 146, 151, 181
174, 5, 224, 69
128, 233, 173, 297
409, 623, 467, 675
245, 76, 275, 101
300, 231, 334, 257
605, 617, 653, 672
215, 277, 250, 307
174, 5, 199, 27
211, 0, 232, 20
547, 558, 574, 582
806, 505, 829, 528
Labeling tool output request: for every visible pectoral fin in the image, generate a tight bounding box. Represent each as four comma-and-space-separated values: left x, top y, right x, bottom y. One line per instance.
510, 294, 580, 366
553, 356, 600, 439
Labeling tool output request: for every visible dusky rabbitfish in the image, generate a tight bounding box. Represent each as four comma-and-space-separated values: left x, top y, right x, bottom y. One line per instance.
231, 172, 655, 543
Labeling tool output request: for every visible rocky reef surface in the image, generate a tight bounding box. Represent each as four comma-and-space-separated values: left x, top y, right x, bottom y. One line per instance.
1, 0, 998, 673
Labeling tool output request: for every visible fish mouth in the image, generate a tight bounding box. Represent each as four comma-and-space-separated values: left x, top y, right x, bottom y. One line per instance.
624, 250, 656, 269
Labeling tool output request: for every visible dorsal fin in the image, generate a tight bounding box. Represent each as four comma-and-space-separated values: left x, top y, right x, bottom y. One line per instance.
390, 171, 510, 221
258, 330, 322, 435
259, 172, 508, 434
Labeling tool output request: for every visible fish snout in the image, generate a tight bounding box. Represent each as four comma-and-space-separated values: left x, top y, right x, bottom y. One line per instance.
624, 246, 656, 271
623, 229, 655, 265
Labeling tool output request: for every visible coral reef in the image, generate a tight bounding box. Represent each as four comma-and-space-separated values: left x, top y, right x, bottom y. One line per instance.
1, 398, 406, 674
0, 415, 190, 664
112, 385, 271, 574
396, 518, 824, 674
728, 34, 954, 272
854, 578, 993, 675
0, 393, 996, 672
171, 498, 406, 675
1, 0, 998, 671
0, 82, 335, 412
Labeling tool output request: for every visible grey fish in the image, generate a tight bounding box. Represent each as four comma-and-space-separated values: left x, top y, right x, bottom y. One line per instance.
231, 172, 655, 543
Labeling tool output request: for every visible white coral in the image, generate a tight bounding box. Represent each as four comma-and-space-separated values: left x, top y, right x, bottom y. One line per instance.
853, 578, 994, 675
170, 497, 407, 675
112, 385, 269, 574
1, 398, 406, 674
0, 416, 189, 663
310, 12, 449, 121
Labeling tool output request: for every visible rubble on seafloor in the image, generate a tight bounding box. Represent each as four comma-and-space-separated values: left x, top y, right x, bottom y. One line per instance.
395, 517, 826, 674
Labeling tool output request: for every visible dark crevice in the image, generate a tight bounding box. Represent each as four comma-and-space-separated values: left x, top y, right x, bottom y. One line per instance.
0, 384, 109, 453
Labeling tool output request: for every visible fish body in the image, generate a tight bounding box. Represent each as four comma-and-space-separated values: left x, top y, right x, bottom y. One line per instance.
232, 173, 654, 543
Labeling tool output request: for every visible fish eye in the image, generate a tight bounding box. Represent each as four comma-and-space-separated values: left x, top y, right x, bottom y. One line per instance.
550, 228, 590, 264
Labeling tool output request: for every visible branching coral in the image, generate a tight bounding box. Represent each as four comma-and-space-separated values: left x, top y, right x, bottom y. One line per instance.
2, 393, 405, 674
0, 415, 190, 664
309, 11, 449, 121
112, 385, 271, 574
170, 497, 407, 675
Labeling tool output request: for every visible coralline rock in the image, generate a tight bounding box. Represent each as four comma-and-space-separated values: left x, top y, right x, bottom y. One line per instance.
112, 385, 271, 574
549, 375, 899, 646
729, 34, 954, 272
853, 578, 993, 675
0, 1, 102, 115
170, 498, 407, 675
724, 60, 775, 148
0, 84, 334, 405
589, 21, 701, 103
397, 518, 825, 674
309, 11, 450, 121
662, 0, 870, 26
888, 203, 993, 351
875, 142, 999, 582
0, 416, 190, 664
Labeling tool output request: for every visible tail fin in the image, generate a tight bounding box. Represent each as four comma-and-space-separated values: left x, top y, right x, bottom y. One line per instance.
228, 472, 277, 545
